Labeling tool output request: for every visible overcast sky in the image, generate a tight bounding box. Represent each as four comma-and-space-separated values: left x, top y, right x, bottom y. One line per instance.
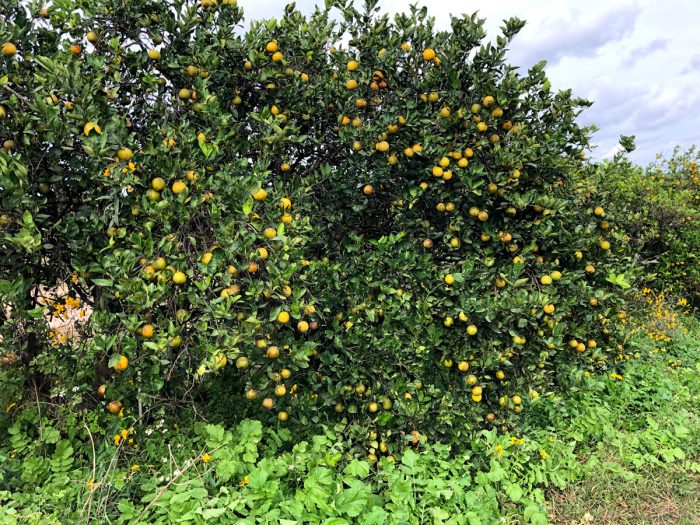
241, 0, 698, 165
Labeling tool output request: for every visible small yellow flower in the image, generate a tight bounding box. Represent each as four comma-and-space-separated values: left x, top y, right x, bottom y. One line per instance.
128, 162, 136, 171
87, 479, 95, 491
539, 449, 548, 460
131, 464, 140, 471
202, 453, 213, 463
71, 273, 79, 284
114, 434, 122, 445
239, 475, 249, 487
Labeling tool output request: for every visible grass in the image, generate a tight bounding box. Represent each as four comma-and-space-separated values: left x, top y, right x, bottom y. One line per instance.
541, 316, 700, 525
548, 464, 700, 525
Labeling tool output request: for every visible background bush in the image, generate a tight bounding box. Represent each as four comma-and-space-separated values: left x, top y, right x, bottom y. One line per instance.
589, 147, 700, 306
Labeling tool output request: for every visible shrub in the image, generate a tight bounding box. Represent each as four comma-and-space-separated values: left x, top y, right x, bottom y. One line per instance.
589, 147, 700, 305
1, 0, 630, 449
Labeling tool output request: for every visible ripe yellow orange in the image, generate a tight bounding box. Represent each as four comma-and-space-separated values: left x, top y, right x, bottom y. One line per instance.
263, 227, 277, 239
141, 324, 154, 338
262, 398, 274, 409
253, 188, 268, 201
297, 320, 309, 333
550, 271, 562, 281
214, 354, 227, 368
147, 49, 161, 60
346, 79, 358, 90
444, 274, 454, 285
172, 180, 186, 194
347, 60, 359, 71
422, 48, 436, 60
363, 184, 374, 195
467, 325, 478, 336
458, 361, 469, 372
278, 411, 289, 421
107, 401, 122, 414
594, 206, 604, 217
482, 95, 495, 108
2, 42, 17, 57
172, 271, 187, 284
151, 177, 166, 191
271, 51, 283, 62
117, 147, 133, 161
277, 311, 290, 323
266, 40, 278, 53
544, 304, 555, 315
236, 356, 250, 369
375, 141, 389, 152
541, 275, 552, 285
114, 355, 128, 371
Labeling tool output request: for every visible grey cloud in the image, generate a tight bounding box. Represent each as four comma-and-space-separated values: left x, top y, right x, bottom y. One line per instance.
508, 3, 641, 68
681, 54, 700, 75
627, 38, 669, 66
579, 78, 700, 163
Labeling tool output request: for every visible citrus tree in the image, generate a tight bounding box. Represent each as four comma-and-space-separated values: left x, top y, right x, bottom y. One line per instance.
589, 146, 699, 306
1, 0, 631, 453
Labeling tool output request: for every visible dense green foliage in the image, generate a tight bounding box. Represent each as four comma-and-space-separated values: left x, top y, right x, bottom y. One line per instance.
0, 0, 631, 448
590, 147, 700, 305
